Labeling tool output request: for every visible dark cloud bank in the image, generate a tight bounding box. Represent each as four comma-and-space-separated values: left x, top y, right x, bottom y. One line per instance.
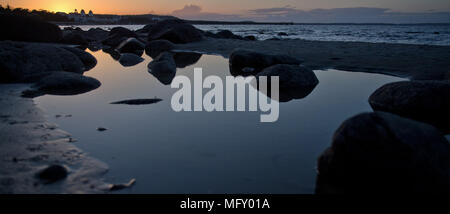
172, 5, 450, 23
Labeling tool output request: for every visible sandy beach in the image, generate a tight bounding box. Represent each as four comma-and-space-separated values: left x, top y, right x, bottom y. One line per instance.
0, 84, 108, 193
175, 37, 450, 80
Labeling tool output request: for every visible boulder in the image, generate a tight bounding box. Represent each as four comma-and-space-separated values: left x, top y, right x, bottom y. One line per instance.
102, 27, 138, 48
102, 47, 121, 61
0, 41, 96, 83
256, 64, 319, 102
61, 47, 97, 71
22, 72, 101, 98
61, 31, 88, 45
173, 52, 202, 68
147, 19, 204, 44
229, 49, 303, 75
0, 14, 62, 43
244, 35, 257, 41
135, 24, 154, 34
118, 53, 144, 67
316, 112, 450, 194
369, 80, 450, 133
36, 165, 68, 184
205, 30, 246, 40
86, 28, 109, 41
145, 40, 175, 58
116, 38, 145, 55
148, 52, 177, 85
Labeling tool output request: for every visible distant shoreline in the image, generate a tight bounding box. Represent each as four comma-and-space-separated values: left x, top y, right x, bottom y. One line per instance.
53, 21, 450, 26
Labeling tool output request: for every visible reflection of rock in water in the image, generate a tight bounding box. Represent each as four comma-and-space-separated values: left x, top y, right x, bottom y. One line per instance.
148, 52, 177, 85
110, 98, 162, 105
173, 52, 202, 68
118, 53, 144, 67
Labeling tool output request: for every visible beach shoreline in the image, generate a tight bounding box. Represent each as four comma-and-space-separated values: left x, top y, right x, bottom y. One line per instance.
175, 37, 450, 80
0, 84, 108, 193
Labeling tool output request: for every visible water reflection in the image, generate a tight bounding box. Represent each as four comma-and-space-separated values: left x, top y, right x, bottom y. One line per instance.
35, 50, 405, 193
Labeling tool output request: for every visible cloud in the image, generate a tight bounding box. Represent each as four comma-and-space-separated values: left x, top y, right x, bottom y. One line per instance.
171, 5, 450, 23
171, 4, 244, 21
248, 6, 450, 23
172, 4, 202, 16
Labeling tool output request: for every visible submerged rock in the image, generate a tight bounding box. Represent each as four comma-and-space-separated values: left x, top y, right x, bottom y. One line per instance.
316, 112, 450, 194
0, 41, 96, 83
118, 53, 144, 67
148, 52, 177, 85
145, 40, 175, 58
21, 72, 101, 98
108, 178, 136, 191
256, 64, 319, 102
0, 14, 62, 43
147, 19, 204, 44
110, 98, 162, 105
116, 38, 145, 55
36, 165, 68, 184
97, 127, 108, 132
369, 80, 450, 133
229, 49, 303, 75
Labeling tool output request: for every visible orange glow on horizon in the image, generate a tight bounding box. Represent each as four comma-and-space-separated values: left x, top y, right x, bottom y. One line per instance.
2, 0, 171, 15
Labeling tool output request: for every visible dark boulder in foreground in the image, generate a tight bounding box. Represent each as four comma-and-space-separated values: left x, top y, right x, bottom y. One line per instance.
256, 64, 319, 102
118, 53, 144, 67
369, 80, 450, 133
36, 165, 68, 184
145, 40, 175, 58
102, 27, 138, 48
229, 49, 303, 75
316, 112, 450, 194
0, 41, 96, 83
22, 72, 101, 98
147, 19, 204, 44
116, 38, 145, 55
148, 52, 177, 85
111, 98, 163, 105
0, 14, 62, 43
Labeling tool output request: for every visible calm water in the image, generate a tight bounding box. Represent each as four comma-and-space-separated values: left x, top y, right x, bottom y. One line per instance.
61, 24, 450, 46
35, 50, 404, 193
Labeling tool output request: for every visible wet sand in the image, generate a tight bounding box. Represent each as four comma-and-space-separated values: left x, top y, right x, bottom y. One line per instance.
0, 84, 108, 193
175, 38, 450, 80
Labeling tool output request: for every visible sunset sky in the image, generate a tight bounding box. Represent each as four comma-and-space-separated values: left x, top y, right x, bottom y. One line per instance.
2, 0, 450, 23
3, 0, 450, 14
